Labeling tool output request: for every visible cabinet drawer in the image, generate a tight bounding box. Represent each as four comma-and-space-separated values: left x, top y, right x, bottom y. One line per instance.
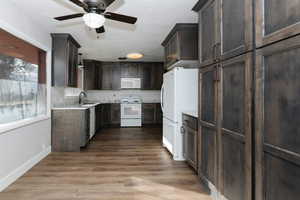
182, 114, 198, 130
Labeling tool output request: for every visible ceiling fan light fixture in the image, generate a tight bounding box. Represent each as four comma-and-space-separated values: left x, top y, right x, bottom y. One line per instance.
83, 13, 105, 28
127, 53, 144, 59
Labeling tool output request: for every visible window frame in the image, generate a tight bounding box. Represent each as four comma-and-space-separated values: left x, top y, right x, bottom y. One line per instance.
0, 24, 51, 135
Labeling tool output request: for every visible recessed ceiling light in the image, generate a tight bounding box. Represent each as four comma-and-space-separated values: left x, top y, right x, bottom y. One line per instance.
127, 53, 143, 59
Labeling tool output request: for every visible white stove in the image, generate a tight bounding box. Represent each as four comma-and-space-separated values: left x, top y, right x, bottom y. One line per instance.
121, 97, 142, 127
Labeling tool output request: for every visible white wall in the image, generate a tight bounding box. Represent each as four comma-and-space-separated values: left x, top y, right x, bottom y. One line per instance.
0, 1, 52, 191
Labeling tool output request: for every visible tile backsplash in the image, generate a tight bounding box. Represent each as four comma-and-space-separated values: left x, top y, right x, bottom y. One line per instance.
86, 90, 161, 103
52, 87, 82, 106
52, 87, 161, 106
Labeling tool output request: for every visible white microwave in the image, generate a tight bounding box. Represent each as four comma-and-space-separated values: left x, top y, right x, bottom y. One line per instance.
121, 78, 141, 89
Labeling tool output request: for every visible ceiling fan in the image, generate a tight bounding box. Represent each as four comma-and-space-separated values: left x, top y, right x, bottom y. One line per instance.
54, 0, 137, 34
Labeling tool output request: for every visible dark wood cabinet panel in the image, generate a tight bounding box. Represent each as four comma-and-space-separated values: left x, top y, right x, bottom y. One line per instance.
84, 61, 163, 91
256, 0, 300, 47
83, 60, 99, 90
155, 104, 163, 124
201, 126, 217, 184
95, 104, 102, 132
255, 35, 300, 200
100, 104, 111, 128
222, 135, 245, 200
201, 67, 216, 124
111, 104, 120, 125
140, 62, 164, 90
198, 0, 218, 67
121, 62, 140, 78
182, 114, 198, 171
162, 24, 198, 70
199, 65, 218, 185
100, 62, 114, 90
142, 103, 162, 125
142, 104, 156, 124
220, 0, 253, 60
111, 63, 121, 90
51, 34, 80, 87
221, 53, 252, 200
52, 109, 89, 152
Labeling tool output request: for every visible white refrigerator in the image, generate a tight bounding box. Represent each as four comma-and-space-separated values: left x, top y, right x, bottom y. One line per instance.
161, 67, 198, 161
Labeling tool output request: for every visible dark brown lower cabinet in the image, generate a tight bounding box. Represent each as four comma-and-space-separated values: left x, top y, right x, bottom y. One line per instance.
182, 113, 198, 171
111, 104, 120, 126
198, 53, 252, 200
142, 103, 163, 125
255, 35, 300, 200
100, 104, 120, 128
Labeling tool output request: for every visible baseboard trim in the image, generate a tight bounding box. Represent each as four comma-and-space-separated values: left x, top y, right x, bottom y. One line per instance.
0, 146, 51, 192
162, 137, 173, 154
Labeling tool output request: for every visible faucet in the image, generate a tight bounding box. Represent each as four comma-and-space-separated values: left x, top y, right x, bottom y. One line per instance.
79, 91, 87, 105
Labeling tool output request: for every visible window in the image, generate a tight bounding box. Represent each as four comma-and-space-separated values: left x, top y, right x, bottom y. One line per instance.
0, 29, 47, 124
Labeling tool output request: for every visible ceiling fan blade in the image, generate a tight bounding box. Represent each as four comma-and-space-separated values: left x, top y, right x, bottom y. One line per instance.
69, 0, 88, 10
96, 26, 105, 34
104, 12, 137, 24
54, 13, 84, 21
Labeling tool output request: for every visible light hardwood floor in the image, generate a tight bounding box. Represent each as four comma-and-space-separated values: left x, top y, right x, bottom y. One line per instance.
0, 127, 212, 200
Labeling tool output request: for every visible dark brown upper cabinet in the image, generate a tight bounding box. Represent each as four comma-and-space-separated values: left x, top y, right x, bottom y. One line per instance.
161, 23, 199, 70
83, 61, 163, 91
140, 62, 164, 90
83, 59, 101, 90
121, 62, 140, 78
51, 33, 80, 87
193, 0, 219, 67
220, 0, 253, 60
100, 62, 121, 90
256, 0, 300, 48
193, 0, 253, 65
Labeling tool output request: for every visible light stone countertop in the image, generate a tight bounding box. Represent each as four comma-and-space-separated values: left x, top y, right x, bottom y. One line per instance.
182, 110, 198, 118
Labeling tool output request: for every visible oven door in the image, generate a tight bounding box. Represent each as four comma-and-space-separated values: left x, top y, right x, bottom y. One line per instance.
121, 103, 141, 119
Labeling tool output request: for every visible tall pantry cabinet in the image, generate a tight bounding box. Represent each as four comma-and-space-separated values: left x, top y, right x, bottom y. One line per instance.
193, 0, 300, 200
255, 1, 300, 200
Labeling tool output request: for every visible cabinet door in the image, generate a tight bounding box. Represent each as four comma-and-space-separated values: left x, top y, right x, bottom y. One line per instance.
199, 0, 219, 67
153, 63, 164, 90
220, 53, 252, 200
121, 62, 140, 78
101, 104, 111, 127
142, 103, 156, 124
220, 0, 253, 60
111, 104, 120, 125
155, 104, 163, 124
255, 35, 300, 200
112, 63, 121, 90
256, 0, 300, 47
67, 41, 78, 87
101, 63, 113, 90
168, 33, 179, 67
95, 104, 102, 132
186, 126, 198, 171
83, 60, 97, 90
141, 63, 153, 90
199, 65, 219, 185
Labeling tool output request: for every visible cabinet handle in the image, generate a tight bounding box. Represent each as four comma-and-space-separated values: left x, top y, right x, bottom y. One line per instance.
181, 126, 185, 134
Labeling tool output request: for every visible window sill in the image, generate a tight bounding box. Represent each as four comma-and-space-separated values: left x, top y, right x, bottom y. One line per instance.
0, 115, 50, 135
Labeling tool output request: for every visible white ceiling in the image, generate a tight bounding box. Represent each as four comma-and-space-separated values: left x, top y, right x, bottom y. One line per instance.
10, 0, 198, 62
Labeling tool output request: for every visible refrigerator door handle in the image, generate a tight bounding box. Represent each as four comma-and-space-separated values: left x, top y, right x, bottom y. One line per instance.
160, 83, 165, 114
